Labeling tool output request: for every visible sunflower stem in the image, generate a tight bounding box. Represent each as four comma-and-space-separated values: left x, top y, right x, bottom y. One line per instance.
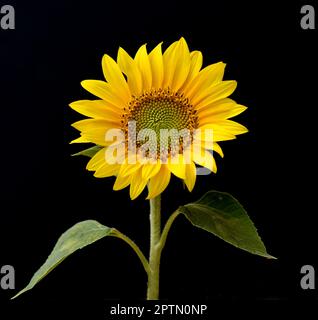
157, 210, 181, 252
147, 195, 161, 300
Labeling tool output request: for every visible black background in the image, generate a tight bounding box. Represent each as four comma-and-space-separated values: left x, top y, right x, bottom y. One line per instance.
1, 0, 317, 318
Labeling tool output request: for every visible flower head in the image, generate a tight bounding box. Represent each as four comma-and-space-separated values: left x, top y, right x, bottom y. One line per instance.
70, 38, 248, 199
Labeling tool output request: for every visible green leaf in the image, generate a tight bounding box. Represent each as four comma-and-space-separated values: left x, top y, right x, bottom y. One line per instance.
12, 220, 114, 299
72, 145, 102, 157
178, 191, 275, 259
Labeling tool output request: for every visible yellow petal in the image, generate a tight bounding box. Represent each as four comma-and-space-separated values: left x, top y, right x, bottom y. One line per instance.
185, 62, 226, 100
167, 154, 186, 179
212, 142, 224, 158
113, 174, 131, 191
86, 147, 107, 171
72, 119, 121, 146
199, 105, 247, 125
148, 42, 164, 89
142, 161, 161, 180
72, 119, 119, 131
102, 54, 131, 103
180, 50, 203, 93
184, 162, 197, 192
94, 163, 120, 178
195, 81, 238, 110
70, 136, 91, 144
200, 120, 248, 136
192, 148, 217, 173
129, 169, 148, 200
197, 98, 235, 115
69, 100, 121, 121
170, 37, 191, 91
81, 80, 126, 109
193, 126, 236, 143
87, 145, 125, 173
162, 40, 178, 88
193, 140, 224, 158
147, 165, 171, 199
135, 44, 152, 91
118, 162, 142, 177
117, 47, 143, 96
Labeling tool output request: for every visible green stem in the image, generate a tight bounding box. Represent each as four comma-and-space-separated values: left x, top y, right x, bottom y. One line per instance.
111, 229, 150, 276
147, 195, 161, 300
157, 210, 181, 255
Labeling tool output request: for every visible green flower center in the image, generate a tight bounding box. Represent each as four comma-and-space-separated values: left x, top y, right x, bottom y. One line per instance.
122, 89, 198, 159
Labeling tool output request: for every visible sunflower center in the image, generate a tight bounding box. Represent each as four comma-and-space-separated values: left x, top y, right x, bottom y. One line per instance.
121, 89, 198, 159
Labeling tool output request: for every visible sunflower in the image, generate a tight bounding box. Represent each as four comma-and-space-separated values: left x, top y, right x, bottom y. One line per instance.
70, 37, 248, 200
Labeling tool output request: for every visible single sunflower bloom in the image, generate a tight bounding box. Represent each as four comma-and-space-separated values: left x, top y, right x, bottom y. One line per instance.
70, 37, 248, 200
